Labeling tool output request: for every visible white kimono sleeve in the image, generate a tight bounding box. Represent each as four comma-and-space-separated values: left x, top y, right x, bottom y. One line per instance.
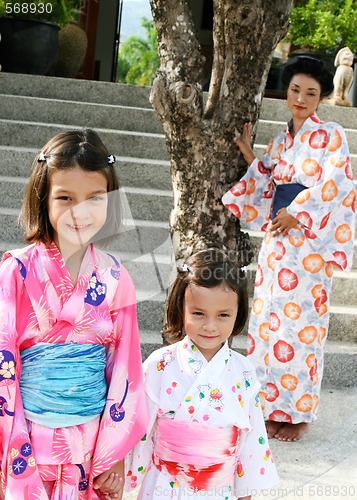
233, 385, 279, 497
222, 134, 284, 231
124, 392, 158, 492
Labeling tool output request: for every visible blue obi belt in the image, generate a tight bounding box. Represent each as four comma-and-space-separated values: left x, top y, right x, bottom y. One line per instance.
20, 343, 107, 428
271, 183, 307, 220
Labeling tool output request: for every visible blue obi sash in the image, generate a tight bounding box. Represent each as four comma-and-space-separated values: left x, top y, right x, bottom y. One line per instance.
20, 343, 107, 428
271, 183, 307, 220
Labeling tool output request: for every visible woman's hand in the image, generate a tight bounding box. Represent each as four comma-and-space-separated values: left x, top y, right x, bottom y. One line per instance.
271, 208, 299, 237
93, 460, 124, 499
234, 122, 256, 165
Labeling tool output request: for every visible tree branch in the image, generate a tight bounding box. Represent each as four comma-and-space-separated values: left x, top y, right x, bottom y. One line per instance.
149, 0, 205, 83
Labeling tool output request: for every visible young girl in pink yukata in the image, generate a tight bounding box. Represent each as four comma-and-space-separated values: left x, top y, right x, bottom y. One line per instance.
0, 129, 147, 500
125, 248, 279, 500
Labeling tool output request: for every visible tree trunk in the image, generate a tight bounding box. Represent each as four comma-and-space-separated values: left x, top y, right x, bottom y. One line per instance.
149, 0, 293, 264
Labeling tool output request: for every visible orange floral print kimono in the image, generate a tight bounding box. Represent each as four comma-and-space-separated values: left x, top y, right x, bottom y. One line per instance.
222, 113, 355, 424
0, 242, 147, 499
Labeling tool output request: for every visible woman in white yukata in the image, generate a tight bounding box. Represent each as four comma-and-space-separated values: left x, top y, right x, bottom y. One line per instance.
125, 248, 279, 500
222, 56, 355, 442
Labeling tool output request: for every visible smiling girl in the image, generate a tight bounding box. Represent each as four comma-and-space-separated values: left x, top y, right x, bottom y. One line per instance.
0, 129, 147, 499
125, 248, 279, 499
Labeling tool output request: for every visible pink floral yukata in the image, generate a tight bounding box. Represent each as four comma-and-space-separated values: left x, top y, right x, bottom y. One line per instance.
0, 242, 147, 499
125, 337, 279, 499
222, 113, 355, 425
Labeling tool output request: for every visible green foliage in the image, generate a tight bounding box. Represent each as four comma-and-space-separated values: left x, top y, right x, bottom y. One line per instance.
118, 17, 160, 86
0, 0, 84, 27
287, 0, 357, 53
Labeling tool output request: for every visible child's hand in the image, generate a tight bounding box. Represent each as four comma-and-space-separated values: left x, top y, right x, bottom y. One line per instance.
93, 460, 124, 499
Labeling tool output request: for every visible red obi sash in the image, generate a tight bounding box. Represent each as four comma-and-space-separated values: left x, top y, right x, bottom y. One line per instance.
153, 418, 239, 491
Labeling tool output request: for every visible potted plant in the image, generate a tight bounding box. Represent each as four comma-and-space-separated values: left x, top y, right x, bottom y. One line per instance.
0, 0, 84, 74
286, 0, 357, 72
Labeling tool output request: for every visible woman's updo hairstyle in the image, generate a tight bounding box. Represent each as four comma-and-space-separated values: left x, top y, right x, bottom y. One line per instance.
281, 56, 334, 98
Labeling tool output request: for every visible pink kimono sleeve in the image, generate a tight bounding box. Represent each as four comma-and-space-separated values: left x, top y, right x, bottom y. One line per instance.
0, 255, 46, 496
91, 265, 148, 479
0, 256, 19, 464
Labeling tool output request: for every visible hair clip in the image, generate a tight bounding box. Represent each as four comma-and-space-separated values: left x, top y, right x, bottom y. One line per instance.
240, 266, 247, 273
181, 264, 191, 273
108, 155, 116, 164
38, 152, 46, 162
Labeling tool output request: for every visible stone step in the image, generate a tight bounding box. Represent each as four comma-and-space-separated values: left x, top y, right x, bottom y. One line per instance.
0, 146, 173, 191
1, 95, 357, 156
0, 119, 169, 161
2, 94, 357, 153
0, 144, 356, 186
0, 94, 163, 135
0, 72, 153, 108
1, 72, 356, 132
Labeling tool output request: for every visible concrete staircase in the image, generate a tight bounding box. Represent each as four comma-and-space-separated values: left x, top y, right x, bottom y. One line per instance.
0, 72, 356, 388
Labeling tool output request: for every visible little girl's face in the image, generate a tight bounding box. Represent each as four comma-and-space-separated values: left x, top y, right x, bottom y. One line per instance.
48, 166, 108, 254
183, 284, 238, 361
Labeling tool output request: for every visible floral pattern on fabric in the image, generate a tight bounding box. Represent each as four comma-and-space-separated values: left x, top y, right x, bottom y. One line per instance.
125, 337, 279, 499
222, 113, 355, 424
0, 242, 147, 499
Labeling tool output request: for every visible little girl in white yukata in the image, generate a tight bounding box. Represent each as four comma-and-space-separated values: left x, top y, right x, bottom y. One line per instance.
125, 249, 279, 499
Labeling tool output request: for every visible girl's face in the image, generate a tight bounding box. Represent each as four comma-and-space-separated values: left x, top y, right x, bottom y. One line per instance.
287, 73, 322, 123
183, 284, 239, 361
48, 166, 108, 255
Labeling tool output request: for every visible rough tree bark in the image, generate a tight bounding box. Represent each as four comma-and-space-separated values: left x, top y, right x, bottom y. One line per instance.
149, 0, 293, 264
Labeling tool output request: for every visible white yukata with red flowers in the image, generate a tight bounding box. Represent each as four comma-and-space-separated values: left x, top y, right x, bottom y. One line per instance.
222, 113, 355, 424
125, 337, 279, 499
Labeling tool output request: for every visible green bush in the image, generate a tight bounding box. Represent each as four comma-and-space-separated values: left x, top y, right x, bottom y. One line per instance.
287, 0, 357, 53
118, 18, 160, 86
0, 0, 84, 27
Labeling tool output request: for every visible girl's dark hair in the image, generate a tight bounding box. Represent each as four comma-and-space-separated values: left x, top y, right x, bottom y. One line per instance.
20, 129, 122, 246
164, 248, 249, 343
281, 56, 334, 97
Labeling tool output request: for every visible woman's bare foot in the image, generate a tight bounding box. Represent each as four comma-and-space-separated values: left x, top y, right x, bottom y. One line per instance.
275, 422, 310, 441
265, 420, 284, 439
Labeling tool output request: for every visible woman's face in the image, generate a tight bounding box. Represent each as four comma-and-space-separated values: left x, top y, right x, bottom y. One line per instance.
287, 73, 322, 123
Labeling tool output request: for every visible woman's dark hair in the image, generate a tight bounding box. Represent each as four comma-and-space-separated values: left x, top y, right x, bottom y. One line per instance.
20, 129, 122, 246
164, 248, 249, 343
281, 56, 334, 97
